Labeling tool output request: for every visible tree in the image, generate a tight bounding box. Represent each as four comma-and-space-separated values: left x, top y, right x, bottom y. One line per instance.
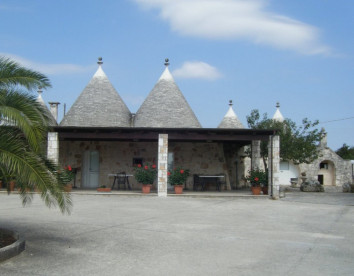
336, 144, 354, 160
246, 109, 324, 170
0, 56, 72, 214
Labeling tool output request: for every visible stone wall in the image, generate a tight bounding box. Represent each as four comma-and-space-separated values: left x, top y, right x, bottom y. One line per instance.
59, 140, 244, 190
59, 141, 158, 189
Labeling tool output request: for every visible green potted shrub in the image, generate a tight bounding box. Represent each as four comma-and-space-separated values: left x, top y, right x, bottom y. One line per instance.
244, 169, 267, 195
168, 167, 190, 194
133, 164, 157, 193
61, 165, 75, 192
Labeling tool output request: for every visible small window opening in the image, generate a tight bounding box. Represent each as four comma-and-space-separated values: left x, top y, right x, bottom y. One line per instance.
320, 162, 328, 169
133, 158, 143, 167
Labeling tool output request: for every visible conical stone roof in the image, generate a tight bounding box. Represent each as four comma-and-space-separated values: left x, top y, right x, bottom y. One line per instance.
272, 102, 284, 122
218, 100, 244, 128
134, 60, 201, 128
60, 58, 131, 127
37, 88, 57, 126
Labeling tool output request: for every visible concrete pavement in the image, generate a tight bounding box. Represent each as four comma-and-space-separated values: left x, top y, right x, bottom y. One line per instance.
0, 191, 353, 275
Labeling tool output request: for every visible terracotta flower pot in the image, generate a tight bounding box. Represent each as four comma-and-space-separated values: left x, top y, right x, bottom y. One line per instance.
174, 185, 183, 194
251, 186, 261, 195
97, 187, 111, 192
64, 184, 72, 192
142, 184, 152, 194
9, 180, 16, 191
262, 186, 268, 195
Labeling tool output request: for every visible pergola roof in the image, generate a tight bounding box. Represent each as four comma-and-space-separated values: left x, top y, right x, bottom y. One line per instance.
54, 126, 276, 145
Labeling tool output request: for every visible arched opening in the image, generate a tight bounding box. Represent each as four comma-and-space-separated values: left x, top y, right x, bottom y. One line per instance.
318, 160, 335, 186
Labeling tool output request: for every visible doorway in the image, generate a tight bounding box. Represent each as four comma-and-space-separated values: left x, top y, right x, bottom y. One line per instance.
318, 160, 335, 186
82, 151, 100, 188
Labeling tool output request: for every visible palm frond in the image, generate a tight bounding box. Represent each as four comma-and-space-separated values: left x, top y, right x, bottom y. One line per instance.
0, 129, 72, 214
0, 89, 52, 152
0, 56, 51, 91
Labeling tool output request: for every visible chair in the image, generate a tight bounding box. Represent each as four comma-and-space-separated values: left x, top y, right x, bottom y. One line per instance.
216, 174, 226, 192
193, 174, 202, 191
112, 172, 127, 190
117, 172, 127, 190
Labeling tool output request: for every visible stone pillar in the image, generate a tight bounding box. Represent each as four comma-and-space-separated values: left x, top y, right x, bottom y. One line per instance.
251, 140, 261, 170
158, 134, 168, 197
47, 132, 59, 164
268, 135, 280, 199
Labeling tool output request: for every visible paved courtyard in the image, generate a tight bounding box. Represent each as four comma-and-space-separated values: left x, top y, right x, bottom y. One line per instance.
0, 191, 353, 276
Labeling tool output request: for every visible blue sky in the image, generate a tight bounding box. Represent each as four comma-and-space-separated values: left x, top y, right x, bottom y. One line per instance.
1, 0, 353, 150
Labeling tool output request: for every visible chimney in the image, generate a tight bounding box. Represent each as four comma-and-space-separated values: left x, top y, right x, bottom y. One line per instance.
319, 128, 327, 148
131, 113, 136, 127
48, 102, 60, 123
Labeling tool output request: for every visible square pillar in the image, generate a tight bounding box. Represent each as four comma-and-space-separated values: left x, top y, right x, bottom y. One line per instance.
47, 132, 59, 164
268, 135, 280, 199
251, 140, 261, 170
158, 134, 168, 197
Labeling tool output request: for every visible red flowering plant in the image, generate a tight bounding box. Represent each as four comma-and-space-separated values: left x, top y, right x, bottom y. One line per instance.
62, 165, 75, 183
133, 164, 157, 185
244, 168, 268, 187
168, 167, 190, 186
55, 165, 75, 185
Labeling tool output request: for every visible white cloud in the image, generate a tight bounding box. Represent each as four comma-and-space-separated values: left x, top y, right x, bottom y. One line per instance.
1, 53, 93, 75
172, 61, 222, 80
133, 0, 331, 55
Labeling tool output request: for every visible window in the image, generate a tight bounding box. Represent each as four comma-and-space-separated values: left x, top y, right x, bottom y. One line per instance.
280, 161, 289, 170
168, 152, 174, 171
320, 162, 328, 169
133, 158, 143, 167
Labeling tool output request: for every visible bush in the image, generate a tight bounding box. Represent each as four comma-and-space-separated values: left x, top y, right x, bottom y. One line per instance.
134, 164, 157, 185
168, 168, 190, 185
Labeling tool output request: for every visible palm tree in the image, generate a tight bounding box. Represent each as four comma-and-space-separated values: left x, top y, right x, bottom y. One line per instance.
0, 56, 72, 214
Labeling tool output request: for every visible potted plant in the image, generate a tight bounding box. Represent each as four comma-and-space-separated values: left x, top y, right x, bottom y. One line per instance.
9, 178, 16, 192
3, 173, 16, 192
168, 167, 190, 194
133, 164, 157, 193
58, 165, 75, 192
97, 185, 111, 192
244, 169, 267, 195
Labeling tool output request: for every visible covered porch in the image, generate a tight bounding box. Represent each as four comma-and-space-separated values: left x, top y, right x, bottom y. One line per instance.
48, 126, 281, 198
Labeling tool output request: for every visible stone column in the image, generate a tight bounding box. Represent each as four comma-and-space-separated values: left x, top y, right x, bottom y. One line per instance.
268, 135, 280, 199
251, 140, 261, 170
47, 132, 59, 164
158, 134, 168, 197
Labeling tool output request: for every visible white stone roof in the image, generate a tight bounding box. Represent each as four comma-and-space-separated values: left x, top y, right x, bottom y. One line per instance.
218, 101, 244, 128
272, 102, 284, 122
37, 89, 58, 125
134, 61, 201, 128
60, 59, 131, 127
